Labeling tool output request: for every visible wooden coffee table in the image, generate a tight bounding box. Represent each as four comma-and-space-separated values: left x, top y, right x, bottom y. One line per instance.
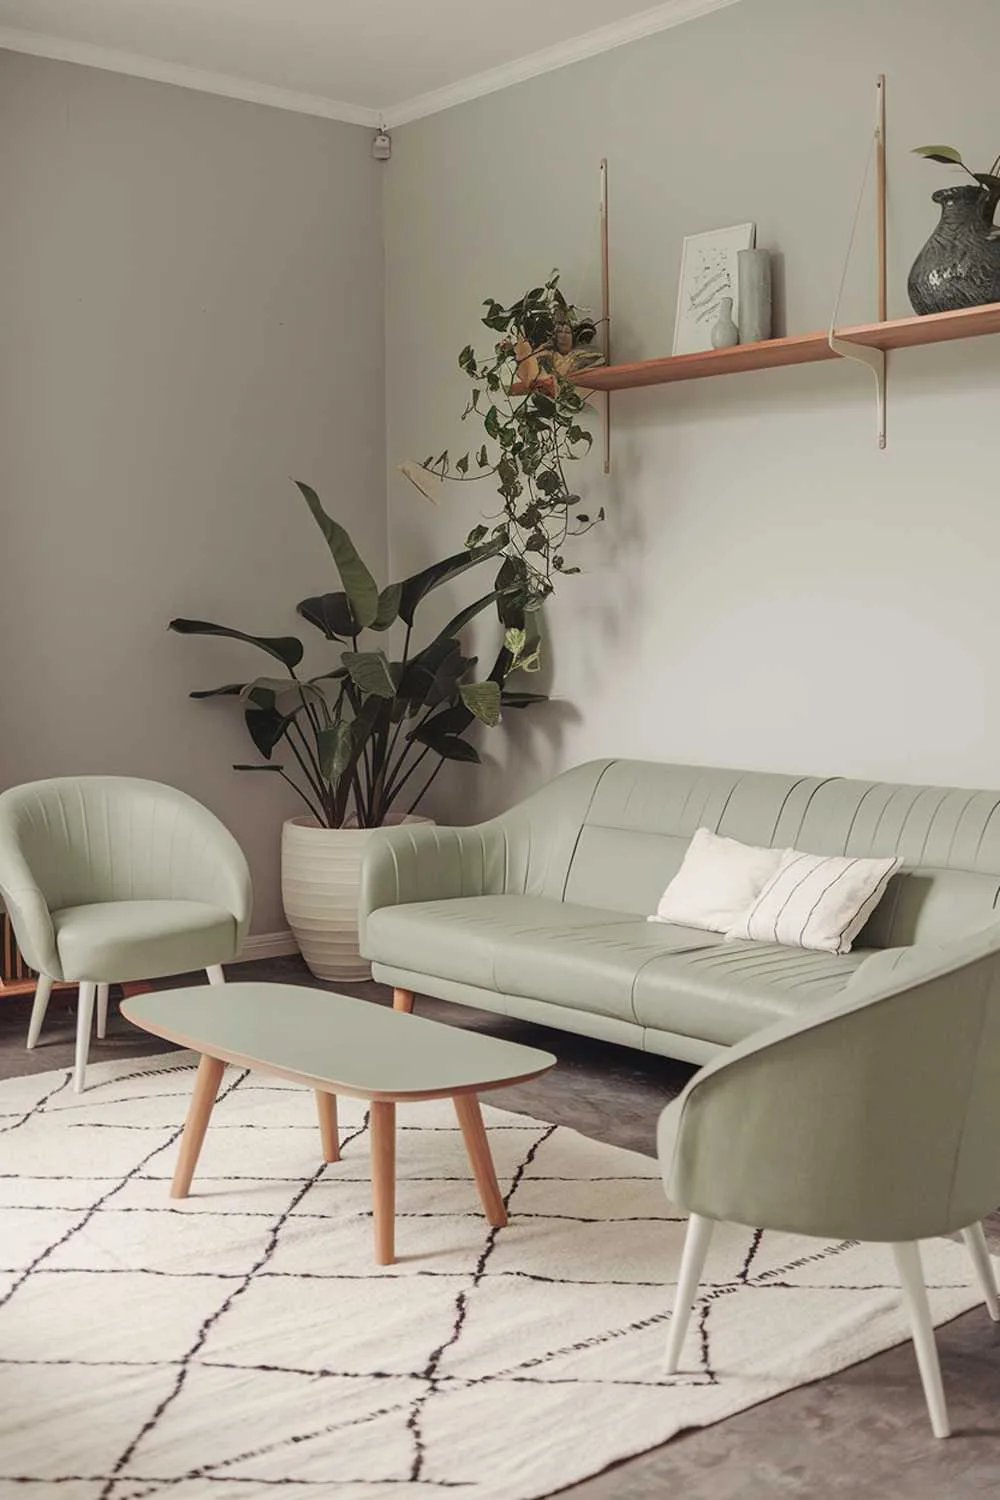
121, 982, 556, 1264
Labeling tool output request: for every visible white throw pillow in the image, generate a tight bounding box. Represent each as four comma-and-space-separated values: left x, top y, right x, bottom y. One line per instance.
649, 827, 793, 934
726, 850, 899, 955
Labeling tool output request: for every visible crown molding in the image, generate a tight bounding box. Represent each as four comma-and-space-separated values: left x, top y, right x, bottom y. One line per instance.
381, 0, 744, 127
0, 0, 742, 131
0, 26, 381, 126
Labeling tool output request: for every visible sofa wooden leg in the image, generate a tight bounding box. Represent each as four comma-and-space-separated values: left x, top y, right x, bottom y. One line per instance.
393, 988, 415, 1014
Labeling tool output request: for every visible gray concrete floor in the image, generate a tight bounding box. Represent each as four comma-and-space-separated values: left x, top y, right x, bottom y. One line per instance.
3, 956, 1000, 1497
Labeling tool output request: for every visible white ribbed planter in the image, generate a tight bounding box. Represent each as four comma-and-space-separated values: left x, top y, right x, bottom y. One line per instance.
281, 814, 432, 982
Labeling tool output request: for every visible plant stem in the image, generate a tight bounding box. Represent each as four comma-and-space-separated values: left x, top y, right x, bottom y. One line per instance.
277, 768, 327, 825
285, 719, 328, 806
288, 670, 328, 782
385, 743, 432, 807
407, 755, 446, 815
381, 697, 443, 807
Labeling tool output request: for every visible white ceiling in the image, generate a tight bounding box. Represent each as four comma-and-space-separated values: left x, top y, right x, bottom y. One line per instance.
0, 0, 739, 125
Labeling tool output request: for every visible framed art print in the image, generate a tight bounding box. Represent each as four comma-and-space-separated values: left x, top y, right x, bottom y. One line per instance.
673, 222, 755, 355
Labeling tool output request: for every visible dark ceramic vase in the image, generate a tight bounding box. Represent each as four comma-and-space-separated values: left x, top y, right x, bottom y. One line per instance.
908, 184, 1000, 315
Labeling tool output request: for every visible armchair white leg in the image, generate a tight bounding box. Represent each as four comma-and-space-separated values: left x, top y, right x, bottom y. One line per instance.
74, 982, 97, 1094
664, 1212, 715, 1374
961, 1223, 1000, 1321
96, 983, 110, 1040
26, 974, 54, 1050
891, 1241, 950, 1439
205, 965, 225, 986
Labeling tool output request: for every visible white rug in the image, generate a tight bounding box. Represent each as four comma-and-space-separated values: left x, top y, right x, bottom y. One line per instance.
0, 1052, 987, 1499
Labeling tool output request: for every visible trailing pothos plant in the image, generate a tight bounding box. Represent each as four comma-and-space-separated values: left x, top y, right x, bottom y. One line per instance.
413, 272, 606, 609
170, 482, 544, 829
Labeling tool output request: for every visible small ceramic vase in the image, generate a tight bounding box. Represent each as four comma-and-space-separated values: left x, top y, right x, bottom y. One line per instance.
737, 249, 773, 343
908, 184, 1000, 315
711, 297, 739, 349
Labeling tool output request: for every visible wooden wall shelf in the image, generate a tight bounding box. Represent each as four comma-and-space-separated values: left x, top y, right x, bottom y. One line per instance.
574, 301, 1000, 393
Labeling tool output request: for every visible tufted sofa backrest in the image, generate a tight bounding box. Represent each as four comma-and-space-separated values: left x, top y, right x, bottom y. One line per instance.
514, 760, 1000, 947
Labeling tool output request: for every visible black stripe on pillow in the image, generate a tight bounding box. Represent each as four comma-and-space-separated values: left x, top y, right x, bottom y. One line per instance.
797, 858, 862, 946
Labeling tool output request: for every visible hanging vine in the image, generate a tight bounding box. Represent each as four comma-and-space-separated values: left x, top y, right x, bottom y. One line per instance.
414, 271, 606, 615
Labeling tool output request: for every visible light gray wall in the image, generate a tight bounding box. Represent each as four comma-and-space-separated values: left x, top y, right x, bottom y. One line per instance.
384, 0, 1000, 819
0, 51, 386, 933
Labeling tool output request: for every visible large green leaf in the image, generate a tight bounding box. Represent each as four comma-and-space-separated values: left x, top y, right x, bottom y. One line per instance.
409, 725, 481, 763
913, 144, 965, 166
244, 704, 290, 759
239, 676, 327, 707
493, 557, 529, 627
407, 702, 469, 740
459, 680, 502, 727
295, 481, 380, 629
398, 636, 473, 709
396, 538, 505, 626
297, 592, 356, 639
435, 589, 505, 641
317, 722, 355, 782
317, 696, 384, 791
169, 618, 304, 670
371, 583, 402, 631
190, 682, 246, 700
342, 650, 397, 699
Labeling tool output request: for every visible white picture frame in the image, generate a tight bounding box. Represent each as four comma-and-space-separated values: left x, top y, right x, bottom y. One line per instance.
672, 222, 756, 355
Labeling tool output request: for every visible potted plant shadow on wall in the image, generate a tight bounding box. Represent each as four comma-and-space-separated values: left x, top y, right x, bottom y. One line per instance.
171, 272, 604, 981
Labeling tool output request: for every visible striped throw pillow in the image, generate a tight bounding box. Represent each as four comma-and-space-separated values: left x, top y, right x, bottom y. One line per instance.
725, 850, 899, 955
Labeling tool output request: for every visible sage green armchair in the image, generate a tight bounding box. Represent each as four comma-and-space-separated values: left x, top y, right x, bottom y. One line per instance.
0, 777, 252, 1091
658, 927, 1000, 1438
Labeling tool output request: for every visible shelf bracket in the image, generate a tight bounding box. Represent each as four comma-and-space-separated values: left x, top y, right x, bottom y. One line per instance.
827, 74, 889, 448
599, 157, 611, 474
828, 332, 886, 449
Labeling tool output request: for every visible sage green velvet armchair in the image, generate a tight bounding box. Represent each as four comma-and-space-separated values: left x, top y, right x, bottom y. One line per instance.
658, 927, 1000, 1438
0, 777, 251, 1091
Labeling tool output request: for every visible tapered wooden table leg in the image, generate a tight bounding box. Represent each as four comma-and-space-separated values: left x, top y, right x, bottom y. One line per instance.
370, 1100, 396, 1264
171, 1054, 225, 1199
316, 1090, 340, 1163
454, 1092, 507, 1228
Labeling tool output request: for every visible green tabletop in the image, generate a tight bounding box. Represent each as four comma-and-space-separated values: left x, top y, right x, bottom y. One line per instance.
122, 982, 556, 1100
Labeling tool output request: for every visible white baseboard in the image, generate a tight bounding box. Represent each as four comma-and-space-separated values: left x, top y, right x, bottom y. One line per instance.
238, 930, 299, 962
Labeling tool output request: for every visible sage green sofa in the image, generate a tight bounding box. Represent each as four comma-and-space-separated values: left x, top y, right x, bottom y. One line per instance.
359, 759, 1000, 1064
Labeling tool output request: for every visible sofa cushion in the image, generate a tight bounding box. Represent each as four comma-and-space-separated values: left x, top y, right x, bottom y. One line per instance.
364, 895, 722, 1021
52, 900, 237, 983
727, 851, 899, 954
365, 893, 865, 1041
632, 939, 869, 1045
493, 910, 727, 1024
651, 827, 792, 933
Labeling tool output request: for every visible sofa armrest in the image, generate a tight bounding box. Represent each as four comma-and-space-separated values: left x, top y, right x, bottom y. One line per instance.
358, 821, 504, 950
846, 921, 1000, 994
658, 923, 1000, 1241
0, 882, 59, 980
